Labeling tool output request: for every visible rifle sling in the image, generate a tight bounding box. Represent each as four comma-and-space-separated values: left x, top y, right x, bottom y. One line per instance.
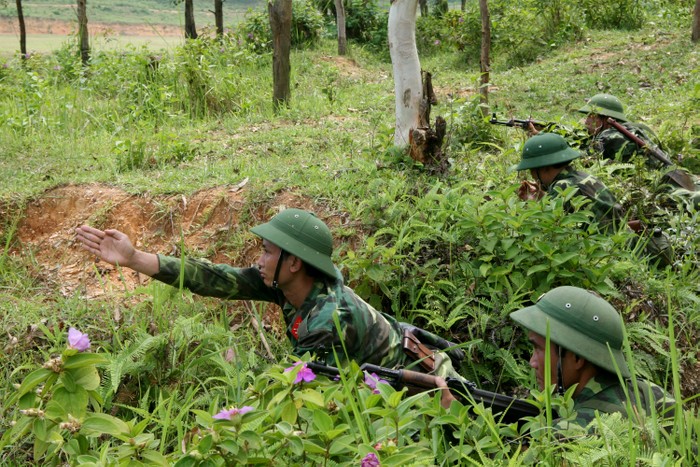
402, 329, 437, 372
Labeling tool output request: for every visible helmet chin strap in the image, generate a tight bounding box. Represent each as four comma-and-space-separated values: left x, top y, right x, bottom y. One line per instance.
556, 345, 565, 396
271, 250, 284, 289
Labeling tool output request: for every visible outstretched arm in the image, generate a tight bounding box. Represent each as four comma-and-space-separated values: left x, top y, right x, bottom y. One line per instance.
74, 225, 160, 276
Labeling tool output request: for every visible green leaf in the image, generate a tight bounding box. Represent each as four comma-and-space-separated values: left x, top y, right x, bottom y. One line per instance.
68, 365, 101, 391
311, 410, 333, 433
61, 369, 77, 393
300, 439, 327, 454
15, 368, 52, 398
280, 400, 297, 425
63, 353, 108, 370
197, 434, 213, 454
49, 386, 88, 420
140, 449, 169, 466
81, 413, 130, 436
218, 439, 239, 455
239, 430, 262, 450
298, 388, 325, 408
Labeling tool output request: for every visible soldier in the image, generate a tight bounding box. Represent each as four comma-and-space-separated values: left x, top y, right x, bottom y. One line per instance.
438, 286, 675, 429
516, 132, 624, 230
578, 93, 666, 169
75, 208, 463, 374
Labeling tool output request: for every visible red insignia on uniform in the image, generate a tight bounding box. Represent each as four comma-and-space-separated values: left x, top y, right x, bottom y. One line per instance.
291, 316, 302, 339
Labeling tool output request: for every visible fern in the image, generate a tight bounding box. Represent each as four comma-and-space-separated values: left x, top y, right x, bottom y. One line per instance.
101, 331, 168, 397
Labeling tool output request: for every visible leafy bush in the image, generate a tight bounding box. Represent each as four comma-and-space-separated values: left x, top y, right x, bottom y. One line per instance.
579, 0, 646, 30
344, 0, 389, 51
236, 1, 325, 53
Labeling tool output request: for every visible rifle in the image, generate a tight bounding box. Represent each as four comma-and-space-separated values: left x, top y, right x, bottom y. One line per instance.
306, 361, 540, 425
605, 118, 674, 167
489, 113, 556, 131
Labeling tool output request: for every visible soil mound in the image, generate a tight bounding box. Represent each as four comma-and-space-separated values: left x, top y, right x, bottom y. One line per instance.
13, 183, 314, 299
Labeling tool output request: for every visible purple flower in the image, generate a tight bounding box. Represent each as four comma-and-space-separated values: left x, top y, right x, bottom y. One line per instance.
247, 33, 254, 40
213, 406, 254, 420
361, 452, 380, 467
284, 361, 316, 384
67, 328, 90, 351
364, 372, 388, 394
2, 63, 8, 69
458, 16, 464, 23
433, 39, 441, 46
53, 65, 62, 71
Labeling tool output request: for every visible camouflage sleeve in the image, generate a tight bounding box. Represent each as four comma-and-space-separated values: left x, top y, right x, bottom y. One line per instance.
295, 306, 356, 366
152, 254, 282, 303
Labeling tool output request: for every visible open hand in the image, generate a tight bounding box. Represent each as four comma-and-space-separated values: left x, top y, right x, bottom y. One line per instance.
518, 180, 543, 201
74, 225, 136, 268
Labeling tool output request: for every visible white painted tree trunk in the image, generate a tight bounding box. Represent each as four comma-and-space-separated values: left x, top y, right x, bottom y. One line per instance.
388, 0, 422, 147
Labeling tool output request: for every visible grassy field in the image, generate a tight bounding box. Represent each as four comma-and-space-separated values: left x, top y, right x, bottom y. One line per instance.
0, 32, 183, 55
0, 1, 699, 464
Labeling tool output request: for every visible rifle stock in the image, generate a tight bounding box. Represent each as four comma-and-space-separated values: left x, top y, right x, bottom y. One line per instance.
306, 361, 540, 425
605, 118, 673, 167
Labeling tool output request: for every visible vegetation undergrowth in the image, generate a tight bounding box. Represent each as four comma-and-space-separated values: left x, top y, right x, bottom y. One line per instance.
0, 0, 698, 464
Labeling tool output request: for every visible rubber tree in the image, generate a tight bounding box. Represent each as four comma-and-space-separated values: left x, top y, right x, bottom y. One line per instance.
388, 0, 422, 146
693, 0, 700, 42
335, 0, 347, 55
478, 0, 490, 115
77, 0, 89, 65
269, 0, 292, 111
214, 0, 223, 37
185, 0, 198, 39
16, 0, 27, 60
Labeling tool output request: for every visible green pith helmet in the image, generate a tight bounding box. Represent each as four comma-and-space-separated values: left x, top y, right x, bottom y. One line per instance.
510, 286, 631, 378
577, 93, 628, 122
515, 133, 581, 171
250, 208, 336, 278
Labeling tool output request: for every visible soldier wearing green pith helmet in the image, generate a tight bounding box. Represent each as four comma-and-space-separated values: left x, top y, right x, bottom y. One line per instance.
579, 93, 665, 169
75, 208, 464, 375
510, 286, 676, 429
515, 132, 624, 229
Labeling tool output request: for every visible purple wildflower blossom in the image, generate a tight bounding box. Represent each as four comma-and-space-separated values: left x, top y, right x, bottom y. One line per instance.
213, 406, 254, 420
364, 372, 388, 394
361, 452, 380, 467
67, 328, 90, 351
284, 361, 316, 384
434, 39, 441, 46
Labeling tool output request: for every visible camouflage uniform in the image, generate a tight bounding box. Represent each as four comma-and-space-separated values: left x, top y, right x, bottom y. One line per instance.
547, 166, 625, 228
152, 255, 407, 367
557, 372, 675, 429
590, 121, 665, 170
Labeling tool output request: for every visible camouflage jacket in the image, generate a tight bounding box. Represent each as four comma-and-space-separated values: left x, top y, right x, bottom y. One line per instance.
152, 255, 407, 367
590, 121, 665, 169
558, 372, 675, 429
547, 166, 625, 228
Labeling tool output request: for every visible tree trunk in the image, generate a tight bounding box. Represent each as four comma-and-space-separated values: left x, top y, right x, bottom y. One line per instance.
335, 0, 347, 55
419, 0, 428, 17
693, 0, 700, 42
185, 0, 198, 39
268, 0, 292, 111
76, 0, 89, 66
478, 0, 490, 116
388, 0, 422, 146
16, 0, 26, 60
214, 0, 224, 37
461, 0, 466, 12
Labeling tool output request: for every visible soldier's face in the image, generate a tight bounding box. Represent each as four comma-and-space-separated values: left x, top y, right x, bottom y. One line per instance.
257, 240, 286, 287
528, 332, 557, 390
584, 114, 604, 135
